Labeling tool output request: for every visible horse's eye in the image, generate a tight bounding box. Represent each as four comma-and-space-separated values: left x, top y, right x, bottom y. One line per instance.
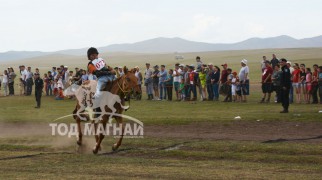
126, 77, 130, 82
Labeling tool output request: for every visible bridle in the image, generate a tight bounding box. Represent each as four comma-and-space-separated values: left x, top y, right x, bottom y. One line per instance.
116, 75, 132, 96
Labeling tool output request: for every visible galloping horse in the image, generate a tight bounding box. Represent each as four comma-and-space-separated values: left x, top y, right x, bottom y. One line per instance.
72, 67, 141, 154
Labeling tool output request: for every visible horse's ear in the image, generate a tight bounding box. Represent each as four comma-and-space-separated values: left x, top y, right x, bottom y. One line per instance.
123, 66, 128, 74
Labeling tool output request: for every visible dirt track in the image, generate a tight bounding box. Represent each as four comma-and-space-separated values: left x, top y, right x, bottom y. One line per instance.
1, 121, 322, 143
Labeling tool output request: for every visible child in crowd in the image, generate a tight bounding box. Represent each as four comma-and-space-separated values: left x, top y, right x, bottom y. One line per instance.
164, 69, 174, 101
19, 78, 24, 96
179, 78, 185, 101
55, 87, 64, 100
231, 72, 238, 102
305, 68, 312, 104
53, 79, 58, 96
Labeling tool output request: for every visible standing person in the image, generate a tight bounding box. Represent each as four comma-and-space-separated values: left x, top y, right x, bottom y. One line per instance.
134, 66, 143, 100
196, 56, 203, 72
292, 63, 301, 103
311, 64, 319, 104
43, 73, 49, 96
305, 68, 312, 104
211, 66, 220, 101
318, 66, 322, 104
231, 72, 238, 102
223, 68, 233, 102
188, 65, 197, 101
261, 56, 267, 73
287, 61, 294, 103
206, 63, 214, 101
279, 58, 291, 113
47, 71, 53, 96
239, 59, 250, 102
220, 63, 228, 99
183, 65, 190, 101
158, 65, 167, 100
26, 67, 34, 95
299, 64, 307, 102
1, 70, 9, 96
173, 63, 182, 101
34, 73, 43, 108
199, 65, 207, 101
20, 65, 28, 95
152, 65, 160, 100
272, 64, 282, 103
8, 67, 16, 96
271, 54, 279, 69
144, 63, 154, 100
260, 61, 273, 103
165, 69, 174, 101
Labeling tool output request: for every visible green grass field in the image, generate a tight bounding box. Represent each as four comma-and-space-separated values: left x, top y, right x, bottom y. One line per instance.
0, 48, 322, 179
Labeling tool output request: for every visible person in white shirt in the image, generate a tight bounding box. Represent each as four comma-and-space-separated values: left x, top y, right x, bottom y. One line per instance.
173, 63, 182, 100
1, 70, 9, 96
239, 59, 250, 102
26, 66, 34, 95
20, 65, 28, 95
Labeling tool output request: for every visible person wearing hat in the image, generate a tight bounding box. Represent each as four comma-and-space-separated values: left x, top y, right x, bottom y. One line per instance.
279, 58, 291, 113
144, 63, 154, 100
34, 73, 44, 108
239, 59, 250, 102
151, 65, 160, 100
260, 61, 273, 103
87, 47, 115, 99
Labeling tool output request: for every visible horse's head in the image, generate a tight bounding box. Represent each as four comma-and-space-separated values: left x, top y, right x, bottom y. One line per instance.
119, 66, 141, 95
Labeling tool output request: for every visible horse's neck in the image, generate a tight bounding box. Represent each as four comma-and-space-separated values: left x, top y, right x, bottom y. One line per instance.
109, 78, 123, 96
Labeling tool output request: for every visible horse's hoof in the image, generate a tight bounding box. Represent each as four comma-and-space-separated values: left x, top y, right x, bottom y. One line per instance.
112, 144, 118, 151
77, 141, 82, 146
93, 148, 98, 154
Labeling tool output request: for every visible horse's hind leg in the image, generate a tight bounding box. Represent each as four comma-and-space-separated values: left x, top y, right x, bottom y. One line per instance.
112, 116, 124, 151
76, 117, 83, 146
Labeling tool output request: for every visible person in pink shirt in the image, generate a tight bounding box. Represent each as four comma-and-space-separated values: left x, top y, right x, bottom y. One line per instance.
305, 68, 312, 104
292, 63, 301, 103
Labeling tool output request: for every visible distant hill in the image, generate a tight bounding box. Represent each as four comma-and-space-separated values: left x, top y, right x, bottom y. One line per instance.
1, 35, 322, 62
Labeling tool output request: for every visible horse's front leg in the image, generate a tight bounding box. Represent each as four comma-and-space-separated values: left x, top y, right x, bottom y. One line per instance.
93, 122, 106, 154
112, 116, 124, 151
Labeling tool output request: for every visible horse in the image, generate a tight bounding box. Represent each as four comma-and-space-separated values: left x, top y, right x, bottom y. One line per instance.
72, 67, 141, 154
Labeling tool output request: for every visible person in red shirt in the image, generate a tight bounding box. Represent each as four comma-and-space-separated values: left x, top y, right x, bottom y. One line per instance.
292, 63, 301, 103
260, 61, 273, 103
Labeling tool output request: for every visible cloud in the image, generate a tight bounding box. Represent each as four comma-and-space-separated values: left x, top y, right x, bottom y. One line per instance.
184, 14, 221, 39
117, 12, 155, 24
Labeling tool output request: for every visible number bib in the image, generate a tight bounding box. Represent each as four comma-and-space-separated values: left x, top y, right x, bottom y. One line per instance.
92, 58, 106, 70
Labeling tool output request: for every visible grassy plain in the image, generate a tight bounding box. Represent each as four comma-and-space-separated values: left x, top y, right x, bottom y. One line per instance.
0, 48, 322, 179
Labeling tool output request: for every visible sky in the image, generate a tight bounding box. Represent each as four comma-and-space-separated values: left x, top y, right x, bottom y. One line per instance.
0, 0, 321, 52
